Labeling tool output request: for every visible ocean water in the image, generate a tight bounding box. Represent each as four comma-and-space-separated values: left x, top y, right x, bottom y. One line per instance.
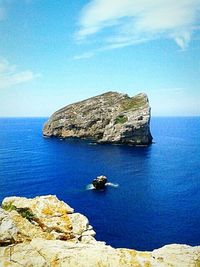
0, 117, 199, 251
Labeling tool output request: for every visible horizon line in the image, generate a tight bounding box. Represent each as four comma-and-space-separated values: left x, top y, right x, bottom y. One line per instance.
0, 115, 199, 118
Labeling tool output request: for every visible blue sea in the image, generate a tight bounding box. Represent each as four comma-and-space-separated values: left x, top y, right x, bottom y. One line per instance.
0, 117, 199, 251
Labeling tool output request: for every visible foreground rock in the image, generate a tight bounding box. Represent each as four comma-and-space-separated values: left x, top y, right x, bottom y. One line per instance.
0, 196, 199, 266
43, 92, 153, 145
0, 195, 95, 244
92, 175, 107, 189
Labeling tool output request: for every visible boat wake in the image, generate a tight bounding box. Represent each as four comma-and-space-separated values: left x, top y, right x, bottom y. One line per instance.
86, 182, 119, 190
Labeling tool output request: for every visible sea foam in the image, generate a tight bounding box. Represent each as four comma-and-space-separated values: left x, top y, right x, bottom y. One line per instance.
86, 182, 119, 190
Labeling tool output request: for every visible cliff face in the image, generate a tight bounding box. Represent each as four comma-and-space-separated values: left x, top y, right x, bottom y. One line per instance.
0, 195, 199, 267
43, 92, 152, 145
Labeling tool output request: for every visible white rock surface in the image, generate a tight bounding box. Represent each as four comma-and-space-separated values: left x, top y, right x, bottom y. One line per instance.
0, 195, 199, 267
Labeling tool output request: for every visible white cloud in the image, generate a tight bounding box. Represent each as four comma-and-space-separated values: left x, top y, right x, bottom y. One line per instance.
76, 0, 200, 50
155, 87, 185, 94
0, 59, 40, 89
73, 52, 94, 60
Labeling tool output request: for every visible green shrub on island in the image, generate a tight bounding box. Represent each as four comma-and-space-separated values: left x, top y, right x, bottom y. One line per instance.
121, 97, 147, 111
2, 203, 35, 222
2, 202, 17, 212
17, 208, 36, 222
115, 115, 128, 124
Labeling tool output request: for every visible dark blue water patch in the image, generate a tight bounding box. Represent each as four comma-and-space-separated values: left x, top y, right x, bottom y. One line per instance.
0, 117, 199, 250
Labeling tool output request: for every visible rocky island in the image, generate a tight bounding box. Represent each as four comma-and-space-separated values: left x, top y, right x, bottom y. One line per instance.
0, 195, 199, 266
92, 175, 107, 190
43, 92, 153, 145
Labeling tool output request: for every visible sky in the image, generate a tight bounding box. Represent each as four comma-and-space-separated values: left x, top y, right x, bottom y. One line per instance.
0, 0, 200, 117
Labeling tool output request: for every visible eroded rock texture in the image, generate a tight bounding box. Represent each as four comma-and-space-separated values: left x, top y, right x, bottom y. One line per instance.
43, 92, 153, 145
0, 195, 199, 267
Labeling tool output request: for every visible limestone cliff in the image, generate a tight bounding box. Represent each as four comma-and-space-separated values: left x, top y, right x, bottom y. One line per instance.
0, 195, 199, 266
43, 92, 153, 145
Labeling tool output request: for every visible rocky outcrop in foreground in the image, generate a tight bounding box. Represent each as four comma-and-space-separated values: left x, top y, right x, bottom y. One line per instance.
43, 92, 152, 145
0, 195, 199, 266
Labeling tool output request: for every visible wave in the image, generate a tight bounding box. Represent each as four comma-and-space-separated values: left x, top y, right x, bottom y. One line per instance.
86, 184, 95, 190
105, 182, 119, 188
86, 182, 119, 190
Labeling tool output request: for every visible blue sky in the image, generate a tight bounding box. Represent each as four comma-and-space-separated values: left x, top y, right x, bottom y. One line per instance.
0, 0, 200, 117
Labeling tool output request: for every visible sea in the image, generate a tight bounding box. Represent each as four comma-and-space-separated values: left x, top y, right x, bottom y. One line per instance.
0, 117, 199, 251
